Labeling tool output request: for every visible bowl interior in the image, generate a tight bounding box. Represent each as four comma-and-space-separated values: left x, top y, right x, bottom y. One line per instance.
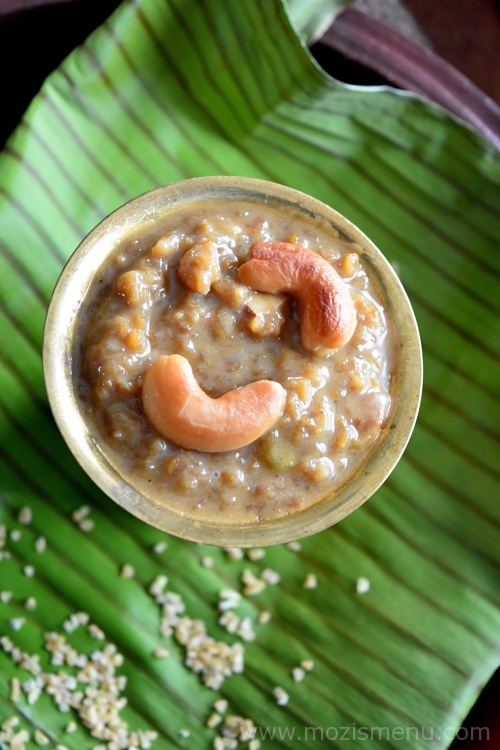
43, 176, 422, 546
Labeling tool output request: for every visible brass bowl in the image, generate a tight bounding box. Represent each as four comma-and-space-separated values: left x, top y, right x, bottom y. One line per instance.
43, 176, 422, 547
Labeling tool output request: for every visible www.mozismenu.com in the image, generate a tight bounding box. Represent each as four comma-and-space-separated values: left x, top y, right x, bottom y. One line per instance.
253, 725, 489, 743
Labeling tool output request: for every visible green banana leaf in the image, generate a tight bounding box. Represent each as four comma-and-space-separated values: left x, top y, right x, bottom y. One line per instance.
285, 0, 350, 43
1, 0, 500, 748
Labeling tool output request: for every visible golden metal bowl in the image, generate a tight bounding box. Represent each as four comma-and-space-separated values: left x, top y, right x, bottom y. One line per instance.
43, 176, 422, 547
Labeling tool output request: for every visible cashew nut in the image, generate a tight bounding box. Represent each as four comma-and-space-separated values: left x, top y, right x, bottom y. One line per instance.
142, 354, 286, 452
238, 241, 356, 355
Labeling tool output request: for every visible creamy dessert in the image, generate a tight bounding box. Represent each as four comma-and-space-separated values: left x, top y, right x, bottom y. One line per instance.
74, 199, 394, 524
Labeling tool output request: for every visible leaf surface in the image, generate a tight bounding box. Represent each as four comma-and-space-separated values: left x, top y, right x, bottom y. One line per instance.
0, 0, 499, 748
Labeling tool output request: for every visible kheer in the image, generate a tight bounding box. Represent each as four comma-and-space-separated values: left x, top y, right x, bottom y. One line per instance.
74, 198, 394, 524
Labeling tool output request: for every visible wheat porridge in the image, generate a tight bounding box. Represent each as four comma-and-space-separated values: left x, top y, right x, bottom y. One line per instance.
74, 198, 395, 524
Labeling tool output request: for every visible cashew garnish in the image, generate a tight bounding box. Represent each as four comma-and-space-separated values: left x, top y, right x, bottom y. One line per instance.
142, 354, 286, 452
238, 241, 357, 355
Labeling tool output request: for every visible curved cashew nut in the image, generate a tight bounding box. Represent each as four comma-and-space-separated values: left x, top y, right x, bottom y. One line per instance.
142, 354, 286, 452
238, 241, 356, 355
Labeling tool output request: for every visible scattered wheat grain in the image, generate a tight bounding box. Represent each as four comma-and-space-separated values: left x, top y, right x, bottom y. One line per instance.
34, 536, 46, 553
222, 715, 256, 742
224, 547, 244, 561
71, 505, 90, 522
218, 589, 241, 611
78, 518, 94, 533
303, 573, 317, 590
237, 617, 256, 642
9, 618, 25, 631
300, 659, 314, 671
34, 729, 50, 745
10, 676, 21, 701
247, 548, 265, 561
152, 541, 168, 554
241, 569, 266, 597
292, 667, 306, 682
272, 686, 289, 706
356, 576, 370, 594
88, 623, 105, 640
261, 568, 280, 585
206, 713, 222, 728
214, 698, 228, 714
18, 506, 33, 525
120, 563, 135, 579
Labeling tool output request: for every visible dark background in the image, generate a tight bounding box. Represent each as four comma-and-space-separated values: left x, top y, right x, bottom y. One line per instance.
405, 0, 500, 104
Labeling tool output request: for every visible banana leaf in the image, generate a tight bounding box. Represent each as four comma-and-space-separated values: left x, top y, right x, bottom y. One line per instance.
1, 0, 500, 748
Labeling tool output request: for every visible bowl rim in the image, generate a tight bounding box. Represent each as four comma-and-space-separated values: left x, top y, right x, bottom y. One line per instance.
43, 175, 423, 547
